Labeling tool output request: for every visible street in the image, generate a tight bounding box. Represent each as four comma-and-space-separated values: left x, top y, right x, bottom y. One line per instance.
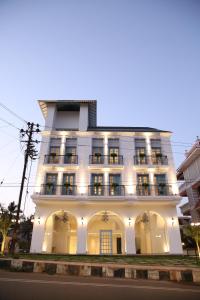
0, 270, 200, 300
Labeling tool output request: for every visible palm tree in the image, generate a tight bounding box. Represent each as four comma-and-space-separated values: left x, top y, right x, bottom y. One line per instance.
183, 224, 200, 258
0, 202, 18, 254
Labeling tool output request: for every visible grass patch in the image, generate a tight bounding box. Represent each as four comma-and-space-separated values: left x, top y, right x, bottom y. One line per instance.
0, 254, 200, 268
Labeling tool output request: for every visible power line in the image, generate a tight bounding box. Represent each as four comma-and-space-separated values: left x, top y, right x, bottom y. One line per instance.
0, 117, 20, 130
0, 101, 27, 124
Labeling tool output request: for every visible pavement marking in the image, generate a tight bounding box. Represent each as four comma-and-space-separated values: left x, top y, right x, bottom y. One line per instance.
0, 277, 199, 293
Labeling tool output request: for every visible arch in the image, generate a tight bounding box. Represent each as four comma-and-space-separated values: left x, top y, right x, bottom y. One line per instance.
135, 211, 168, 254
42, 210, 77, 254
87, 211, 125, 255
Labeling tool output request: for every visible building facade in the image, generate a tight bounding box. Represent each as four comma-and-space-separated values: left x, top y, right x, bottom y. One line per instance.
30, 100, 182, 255
177, 139, 200, 222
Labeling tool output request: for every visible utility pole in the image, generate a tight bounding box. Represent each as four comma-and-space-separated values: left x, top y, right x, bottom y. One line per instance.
10, 122, 40, 254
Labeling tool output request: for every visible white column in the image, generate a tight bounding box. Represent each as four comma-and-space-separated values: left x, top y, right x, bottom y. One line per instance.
30, 216, 46, 253
60, 135, 66, 164
167, 217, 183, 254
77, 222, 87, 254
125, 222, 136, 254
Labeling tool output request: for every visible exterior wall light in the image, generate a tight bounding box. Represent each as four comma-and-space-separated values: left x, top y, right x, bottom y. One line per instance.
171, 217, 174, 227
81, 217, 84, 225
128, 217, 132, 226
37, 216, 41, 224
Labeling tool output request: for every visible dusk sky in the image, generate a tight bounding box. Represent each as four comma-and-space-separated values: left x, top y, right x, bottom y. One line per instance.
0, 0, 199, 215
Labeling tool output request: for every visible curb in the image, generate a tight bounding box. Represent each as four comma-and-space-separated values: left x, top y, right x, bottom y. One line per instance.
0, 258, 199, 284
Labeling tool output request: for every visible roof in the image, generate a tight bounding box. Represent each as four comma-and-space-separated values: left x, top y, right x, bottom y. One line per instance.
177, 139, 200, 177
88, 126, 170, 133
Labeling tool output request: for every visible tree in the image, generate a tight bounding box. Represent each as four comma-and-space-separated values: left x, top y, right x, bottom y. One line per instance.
183, 224, 200, 258
0, 202, 17, 254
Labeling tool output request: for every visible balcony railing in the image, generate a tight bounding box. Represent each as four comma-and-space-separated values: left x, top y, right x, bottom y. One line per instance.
88, 185, 125, 196
136, 184, 152, 196
109, 185, 125, 196
89, 155, 105, 164
88, 185, 105, 196
154, 184, 172, 196
89, 155, 123, 165
134, 155, 168, 165
41, 184, 77, 195
136, 184, 172, 196
39, 184, 173, 197
151, 155, 168, 165
44, 154, 78, 164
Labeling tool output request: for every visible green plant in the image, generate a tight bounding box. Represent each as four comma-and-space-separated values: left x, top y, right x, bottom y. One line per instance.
94, 153, 101, 157
183, 224, 200, 258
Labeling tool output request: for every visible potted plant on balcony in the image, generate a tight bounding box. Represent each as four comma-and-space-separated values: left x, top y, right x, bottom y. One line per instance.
142, 182, 149, 188
139, 153, 146, 163
94, 182, 102, 187
94, 152, 102, 158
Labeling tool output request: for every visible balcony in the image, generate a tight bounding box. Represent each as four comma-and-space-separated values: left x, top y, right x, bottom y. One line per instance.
88, 184, 125, 196
136, 184, 173, 196
154, 184, 173, 196
88, 184, 105, 196
134, 155, 168, 166
109, 184, 125, 196
44, 154, 78, 164
89, 155, 123, 165
151, 155, 168, 165
41, 184, 77, 195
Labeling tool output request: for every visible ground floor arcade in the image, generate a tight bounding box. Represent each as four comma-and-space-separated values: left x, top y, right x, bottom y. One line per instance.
30, 202, 183, 255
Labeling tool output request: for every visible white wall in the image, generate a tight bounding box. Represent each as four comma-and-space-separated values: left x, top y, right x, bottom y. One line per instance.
54, 111, 79, 130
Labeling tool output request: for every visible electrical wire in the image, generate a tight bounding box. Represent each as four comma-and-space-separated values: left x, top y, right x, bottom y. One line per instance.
23, 159, 33, 213
0, 101, 27, 124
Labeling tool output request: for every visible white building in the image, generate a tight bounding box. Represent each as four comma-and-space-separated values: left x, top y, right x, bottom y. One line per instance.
177, 138, 200, 222
30, 100, 182, 255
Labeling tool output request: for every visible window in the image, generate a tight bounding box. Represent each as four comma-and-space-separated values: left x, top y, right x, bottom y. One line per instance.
135, 139, 147, 164
154, 174, 168, 195
45, 173, 57, 195
109, 174, 122, 195
90, 174, 104, 195
62, 174, 75, 195
151, 139, 163, 164
137, 174, 150, 195
91, 138, 104, 163
48, 138, 61, 163
108, 139, 120, 164
64, 138, 77, 164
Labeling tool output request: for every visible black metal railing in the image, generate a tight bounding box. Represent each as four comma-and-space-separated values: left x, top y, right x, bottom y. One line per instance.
89, 155, 105, 164
151, 155, 168, 165
134, 155, 168, 165
61, 184, 77, 195
41, 184, 77, 195
109, 185, 125, 196
44, 154, 78, 164
154, 184, 172, 196
88, 185, 105, 196
41, 183, 57, 195
136, 184, 152, 196
134, 155, 149, 165
89, 155, 123, 165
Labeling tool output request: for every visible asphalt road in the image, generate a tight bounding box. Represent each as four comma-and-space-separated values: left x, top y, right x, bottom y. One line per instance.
0, 270, 200, 300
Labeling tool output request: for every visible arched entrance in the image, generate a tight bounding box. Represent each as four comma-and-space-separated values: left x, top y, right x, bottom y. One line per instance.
43, 210, 77, 254
87, 211, 125, 255
135, 211, 168, 254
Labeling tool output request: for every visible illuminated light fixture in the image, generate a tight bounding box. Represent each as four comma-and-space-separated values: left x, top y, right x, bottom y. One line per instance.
128, 217, 132, 226
55, 211, 69, 223
171, 217, 175, 226
141, 212, 149, 224
81, 217, 84, 225
155, 235, 161, 238
191, 222, 200, 226
102, 211, 109, 223
37, 216, 41, 224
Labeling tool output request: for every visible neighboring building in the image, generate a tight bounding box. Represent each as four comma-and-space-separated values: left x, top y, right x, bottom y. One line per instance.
177, 139, 200, 222
30, 100, 182, 255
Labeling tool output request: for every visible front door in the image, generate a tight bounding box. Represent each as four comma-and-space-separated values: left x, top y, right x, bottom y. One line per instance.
100, 230, 112, 255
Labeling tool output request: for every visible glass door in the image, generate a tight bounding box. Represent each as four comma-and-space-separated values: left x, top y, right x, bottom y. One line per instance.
100, 230, 113, 255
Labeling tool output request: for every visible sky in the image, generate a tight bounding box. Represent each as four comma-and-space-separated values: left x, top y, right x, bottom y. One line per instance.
0, 0, 199, 216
